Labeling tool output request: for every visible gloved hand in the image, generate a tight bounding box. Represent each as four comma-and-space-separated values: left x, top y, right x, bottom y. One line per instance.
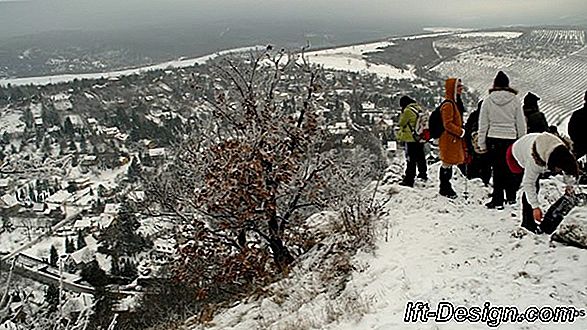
533, 207, 543, 223
565, 185, 575, 195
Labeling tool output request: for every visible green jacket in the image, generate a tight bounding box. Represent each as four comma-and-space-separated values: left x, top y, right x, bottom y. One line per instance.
395, 103, 420, 142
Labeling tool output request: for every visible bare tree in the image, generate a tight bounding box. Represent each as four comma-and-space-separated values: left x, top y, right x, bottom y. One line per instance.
146, 47, 383, 303
22, 218, 35, 241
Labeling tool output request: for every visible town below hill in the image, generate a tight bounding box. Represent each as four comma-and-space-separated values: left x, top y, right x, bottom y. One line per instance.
0, 25, 585, 329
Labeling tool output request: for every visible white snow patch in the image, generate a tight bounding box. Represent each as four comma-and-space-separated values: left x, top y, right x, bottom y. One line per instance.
423, 27, 474, 33
304, 40, 416, 80
308, 41, 396, 57
306, 53, 415, 80
456, 32, 523, 39
0, 111, 25, 135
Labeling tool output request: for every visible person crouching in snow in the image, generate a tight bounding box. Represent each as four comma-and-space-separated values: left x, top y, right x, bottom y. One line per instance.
508, 132, 579, 233
396, 96, 428, 187
438, 78, 466, 198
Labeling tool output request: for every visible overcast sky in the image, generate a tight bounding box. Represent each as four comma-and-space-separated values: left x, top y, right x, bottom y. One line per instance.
1, 0, 586, 39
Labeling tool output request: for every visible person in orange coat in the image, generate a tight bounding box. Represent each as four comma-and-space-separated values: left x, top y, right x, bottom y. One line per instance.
438, 78, 466, 198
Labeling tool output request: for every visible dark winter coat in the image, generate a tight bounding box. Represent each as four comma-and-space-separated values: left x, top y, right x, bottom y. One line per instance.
465, 109, 480, 139
463, 108, 479, 153
439, 78, 466, 165
568, 103, 587, 158
456, 95, 466, 118
523, 106, 548, 134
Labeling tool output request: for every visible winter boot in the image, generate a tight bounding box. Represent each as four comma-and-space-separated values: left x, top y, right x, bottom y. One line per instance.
439, 167, 457, 198
417, 173, 428, 181
485, 201, 505, 210
399, 178, 414, 187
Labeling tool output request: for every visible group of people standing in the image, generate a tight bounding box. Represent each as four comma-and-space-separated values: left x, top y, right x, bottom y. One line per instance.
396, 71, 585, 233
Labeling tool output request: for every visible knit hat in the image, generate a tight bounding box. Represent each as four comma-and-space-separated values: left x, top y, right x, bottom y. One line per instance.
547, 145, 579, 177
399, 96, 416, 109
523, 92, 540, 107
493, 71, 510, 88
584, 90, 587, 102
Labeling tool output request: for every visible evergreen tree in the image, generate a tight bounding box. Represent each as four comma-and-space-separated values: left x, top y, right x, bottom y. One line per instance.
59, 140, 67, 155
110, 257, 120, 276
2, 216, 14, 232
98, 200, 152, 257
121, 260, 138, 279
24, 108, 34, 128
77, 231, 87, 250
87, 289, 114, 329
63, 117, 75, 136
49, 245, 58, 267
127, 156, 142, 182
68, 140, 77, 152
80, 260, 108, 287
1, 132, 10, 144
79, 136, 88, 153
65, 237, 75, 253
45, 284, 60, 313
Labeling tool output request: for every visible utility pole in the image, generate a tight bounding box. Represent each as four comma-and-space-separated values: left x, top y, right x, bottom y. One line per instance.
59, 254, 66, 322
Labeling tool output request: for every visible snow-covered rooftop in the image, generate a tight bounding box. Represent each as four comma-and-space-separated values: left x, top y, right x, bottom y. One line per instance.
103, 203, 121, 215
70, 246, 94, 265
148, 148, 166, 158
46, 190, 71, 204
98, 214, 115, 229
153, 238, 176, 254
0, 194, 18, 208
128, 191, 146, 202
73, 219, 93, 230
32, 202, 45, 212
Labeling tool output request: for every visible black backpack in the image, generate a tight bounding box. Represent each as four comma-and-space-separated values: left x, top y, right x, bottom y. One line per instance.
428, 100, 454, 139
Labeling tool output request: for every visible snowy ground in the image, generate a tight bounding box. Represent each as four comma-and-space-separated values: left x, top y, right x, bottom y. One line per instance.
330, 163, 587, 330
188, 162, 587, 330
0, 108, 25, 135
305, 41, 416, 80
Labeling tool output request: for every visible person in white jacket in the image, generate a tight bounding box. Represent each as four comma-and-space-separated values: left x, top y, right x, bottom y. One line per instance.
478, 71, 526, 209
509, 132, 579, 233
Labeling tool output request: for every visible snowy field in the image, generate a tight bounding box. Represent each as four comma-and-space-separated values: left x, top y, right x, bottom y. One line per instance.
189, 163, 587, 330
456, 32, 523, 39
305, 41, 416, 80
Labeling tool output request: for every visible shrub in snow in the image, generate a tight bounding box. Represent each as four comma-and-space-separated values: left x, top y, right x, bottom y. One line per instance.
145, 49, 383, 326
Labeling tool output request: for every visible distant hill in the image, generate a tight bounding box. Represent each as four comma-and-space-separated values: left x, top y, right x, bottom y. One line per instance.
365, 26, 587, 132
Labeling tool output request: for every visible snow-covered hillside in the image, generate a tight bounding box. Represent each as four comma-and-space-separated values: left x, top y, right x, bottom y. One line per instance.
186, 162, 587, 330
433, 29, 587, 132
